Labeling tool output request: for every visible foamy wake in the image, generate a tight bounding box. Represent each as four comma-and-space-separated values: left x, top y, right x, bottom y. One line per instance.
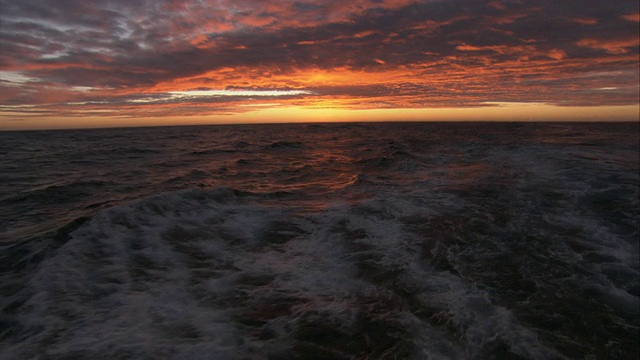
1, 187, 563, 359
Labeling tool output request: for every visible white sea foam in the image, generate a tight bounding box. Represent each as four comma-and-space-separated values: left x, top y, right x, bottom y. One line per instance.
2, 185, 567, 359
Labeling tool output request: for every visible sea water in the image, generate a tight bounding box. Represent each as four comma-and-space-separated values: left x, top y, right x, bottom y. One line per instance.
1, 122, 638, 359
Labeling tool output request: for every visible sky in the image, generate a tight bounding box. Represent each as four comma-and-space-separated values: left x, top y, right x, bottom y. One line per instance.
0, 0, 638, 130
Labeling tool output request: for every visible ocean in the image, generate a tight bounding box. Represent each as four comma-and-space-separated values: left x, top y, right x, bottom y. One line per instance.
0, 122, 638, 359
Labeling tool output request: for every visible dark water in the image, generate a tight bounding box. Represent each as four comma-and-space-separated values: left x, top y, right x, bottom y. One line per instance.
1, 122, 638, 359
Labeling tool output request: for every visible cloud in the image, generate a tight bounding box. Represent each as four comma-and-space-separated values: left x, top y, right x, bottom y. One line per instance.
0, 0, 638, 120
576, 37, 640, 54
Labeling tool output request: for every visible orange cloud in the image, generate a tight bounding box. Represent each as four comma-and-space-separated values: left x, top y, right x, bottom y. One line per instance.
572, 17, 598, 25
576, 37, 640, 55
0, 0, 638, 127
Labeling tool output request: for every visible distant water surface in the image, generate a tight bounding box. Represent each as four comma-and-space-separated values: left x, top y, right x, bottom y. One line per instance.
1, 122, 638, 359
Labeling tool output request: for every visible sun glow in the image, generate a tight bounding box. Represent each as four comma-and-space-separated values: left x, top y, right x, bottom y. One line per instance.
169, 89, 312, 97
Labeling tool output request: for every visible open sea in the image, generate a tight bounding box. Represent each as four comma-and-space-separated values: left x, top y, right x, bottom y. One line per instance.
0, 122, 638, 359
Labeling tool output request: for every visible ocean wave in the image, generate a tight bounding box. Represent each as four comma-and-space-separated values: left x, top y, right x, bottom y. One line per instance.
2, 180, 117, 206
2, 123, 638, 359
1, 187, 570, 359
190, 148, 238, 156
266, 141, 307, 149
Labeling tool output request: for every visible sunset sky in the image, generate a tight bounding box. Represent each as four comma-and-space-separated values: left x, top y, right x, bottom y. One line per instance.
0, 0, 638, 130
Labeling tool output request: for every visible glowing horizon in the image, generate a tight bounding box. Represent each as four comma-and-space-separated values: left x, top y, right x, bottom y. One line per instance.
0, 0, 638, 130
